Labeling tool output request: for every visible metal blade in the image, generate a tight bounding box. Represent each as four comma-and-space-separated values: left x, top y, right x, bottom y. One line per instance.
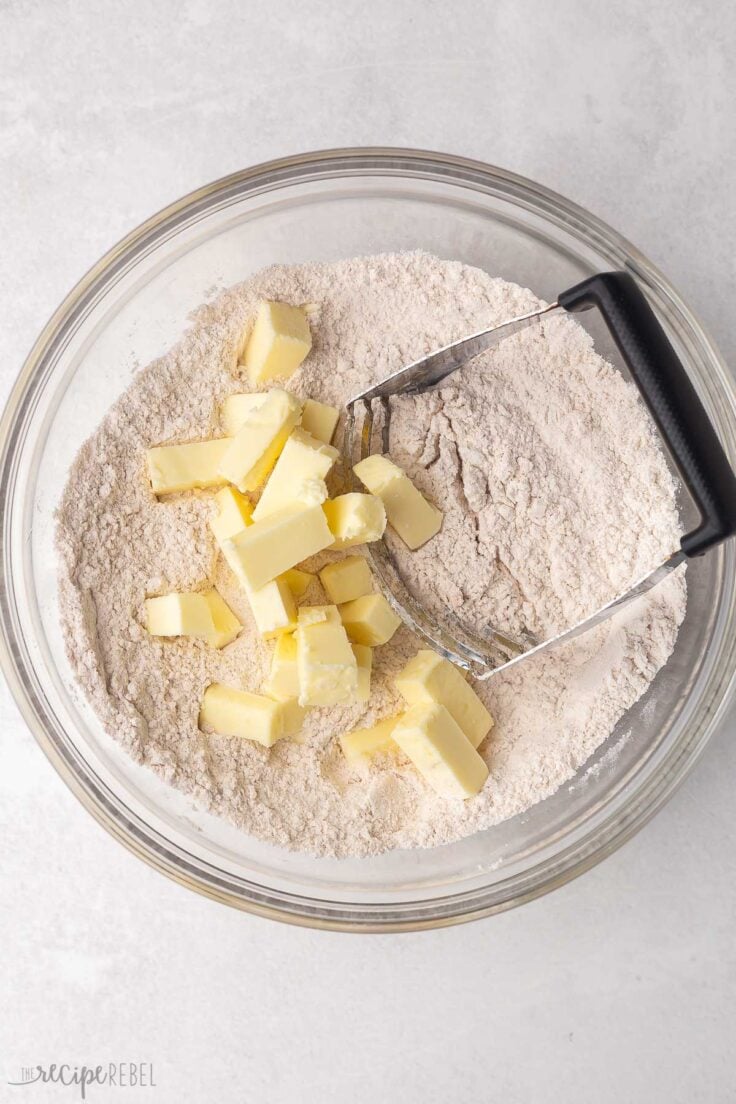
475, 550, 687, 680
347, 302, 560, 405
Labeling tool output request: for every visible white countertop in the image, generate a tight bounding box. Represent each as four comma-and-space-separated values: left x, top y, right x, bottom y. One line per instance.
2, 2, 735, 1100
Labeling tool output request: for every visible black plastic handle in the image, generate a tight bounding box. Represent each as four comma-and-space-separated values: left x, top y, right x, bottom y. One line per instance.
558, 271, 736, 558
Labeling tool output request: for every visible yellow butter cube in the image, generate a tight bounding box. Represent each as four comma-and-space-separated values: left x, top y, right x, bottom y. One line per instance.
300, 398, 340, 444
223, 503, 334, 591
145, 590, 241, 649
319, 555, 373, 605
352, 643, 372, 702
322, 493, 386, 549
209, 486, 295, 637
243, 300, 312, 385
220, 393, 266, 436
246, 577, 297, 638
218, 389, 302, 493
339, 593, 402, 646
281, 568, 315, 598
204, 590, 244, 648
392, 703, 489, 799
395, 650, 493, 749
199, 683, 303, 747
297, 604, 337, 626
353, 454, 399, 489
295, 604, 358, 707
252, 428, 338, 521
264, 633, 300, 702
264, 634, 318, 741
278, 698, 307, 741
353, 454, 442, 550
209, 486, 253, 543
146, 593, 213, 638
339, 715, 402, 763
146, 438, 231, 495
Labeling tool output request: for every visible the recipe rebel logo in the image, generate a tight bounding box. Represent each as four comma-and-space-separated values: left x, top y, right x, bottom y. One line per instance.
7, 1062, 156, 1099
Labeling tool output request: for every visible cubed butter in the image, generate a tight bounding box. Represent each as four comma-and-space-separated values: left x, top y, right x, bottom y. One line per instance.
223, 503, 334, 591
145, 590, 241, 649
280, 568, 315, 599
395, 650, 493, 749
278, 698, 307, 741
199, 683, 303, 747
391, 703, 489, 799
245, 576, 297, 638
218, 389, 302, 492
221, 392, 266, 435
204, 590, 245, 648
146, 438, 231, 495
300, 398, 339, 444
243, 300, 312, 385
264, 633, 300, 702
322, 493, 386, 549
339, 593, 402, 647
252, 428, 338, 520
297, 604, 338, 626
209, 486, 253, 544
295, 604, 358, 707
319, 555, 373, 604
352, 643, 372, 702
209, 486, 295, 637
339, 715, 402, 764
353, 454, 443, 550
146, 592, 213, 639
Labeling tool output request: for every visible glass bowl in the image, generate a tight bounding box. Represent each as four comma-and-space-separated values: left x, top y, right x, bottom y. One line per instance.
2, 148, 735, 932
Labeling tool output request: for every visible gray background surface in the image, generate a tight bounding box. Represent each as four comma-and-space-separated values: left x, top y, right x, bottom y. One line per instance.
1, 2, 734, 1101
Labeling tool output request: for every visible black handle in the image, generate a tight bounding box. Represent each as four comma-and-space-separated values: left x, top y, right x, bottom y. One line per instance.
558, 271, 736, 557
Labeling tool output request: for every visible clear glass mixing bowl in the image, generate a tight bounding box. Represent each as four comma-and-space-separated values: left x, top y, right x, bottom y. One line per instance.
2, 149, 735, 931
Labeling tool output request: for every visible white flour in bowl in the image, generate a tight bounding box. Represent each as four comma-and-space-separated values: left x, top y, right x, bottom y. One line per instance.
55, 252, 686, 858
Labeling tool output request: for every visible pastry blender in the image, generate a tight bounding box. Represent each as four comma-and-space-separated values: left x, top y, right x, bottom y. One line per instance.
344, 272, 736, 679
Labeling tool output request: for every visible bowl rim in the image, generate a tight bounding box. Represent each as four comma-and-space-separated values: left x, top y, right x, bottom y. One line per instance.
2, 145, 736, 932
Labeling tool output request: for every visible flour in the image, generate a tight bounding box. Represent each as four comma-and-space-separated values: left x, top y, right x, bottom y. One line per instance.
55, 251, 687, 858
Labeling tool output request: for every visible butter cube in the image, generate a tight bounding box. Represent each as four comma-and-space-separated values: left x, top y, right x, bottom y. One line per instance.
209, 486, 290, 634
278, 698, 307, 741
246, 577, 297, 638
339, 715, 402, 764
243, 300, 312, 385
146, 438, 231, 495
319, 555, 373, 605
395, 650, 493, 749
209, 486, 253, 544
146, 593, 213, 638
199, 683, 303, 747
221, 392, 266, 435
296, 604, 358, 707
145, 590, 241, 649
264, 633, 300, 702
353, 454, 442, 550
353, 455, 398, 489
392, 703, 489, 799
281, 568, 315, 598
297, 604, 338, 626
323, 493, 386, 549
204, 590, 245, 648
339, 593, 402, 646
218, 389, 302, 492
352, 643, 372, 702
209, 487, 296, 637
300, 399, 340, 444
223, 503, 334, 591
252, 428, 338, 521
